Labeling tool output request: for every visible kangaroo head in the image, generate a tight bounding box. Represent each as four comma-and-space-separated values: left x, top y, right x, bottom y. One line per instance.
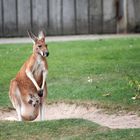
28, 31, 49, 57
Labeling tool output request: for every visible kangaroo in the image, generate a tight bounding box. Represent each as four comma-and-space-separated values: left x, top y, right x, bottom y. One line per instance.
9, 31, 49, 121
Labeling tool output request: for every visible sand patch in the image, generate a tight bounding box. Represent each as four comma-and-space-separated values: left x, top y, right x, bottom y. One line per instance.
0, 103, 140, 129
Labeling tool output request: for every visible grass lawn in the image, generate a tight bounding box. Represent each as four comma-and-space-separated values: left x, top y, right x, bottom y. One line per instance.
0, 38, 140, 111
0, 38, 140, 139
0, 119, 140, 140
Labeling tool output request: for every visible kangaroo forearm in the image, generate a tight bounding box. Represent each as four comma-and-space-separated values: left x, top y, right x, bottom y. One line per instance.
25, 70, 40, 90
41, 71, 47, 89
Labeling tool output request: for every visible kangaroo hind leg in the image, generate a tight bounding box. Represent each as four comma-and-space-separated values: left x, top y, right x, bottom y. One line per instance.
9, 79, 22, 121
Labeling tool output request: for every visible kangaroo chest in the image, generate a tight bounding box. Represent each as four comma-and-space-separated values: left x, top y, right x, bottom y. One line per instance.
32, 60, 44, 80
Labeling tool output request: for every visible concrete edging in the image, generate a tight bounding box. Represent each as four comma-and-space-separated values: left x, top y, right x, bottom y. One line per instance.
0, 34, 140, 44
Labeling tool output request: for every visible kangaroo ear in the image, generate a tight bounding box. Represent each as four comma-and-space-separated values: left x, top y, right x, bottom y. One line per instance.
27, 30, 38, 44
38, 31, 45, 41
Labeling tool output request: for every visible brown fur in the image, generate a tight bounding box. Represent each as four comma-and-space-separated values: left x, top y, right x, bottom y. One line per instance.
9, 31, 49, 121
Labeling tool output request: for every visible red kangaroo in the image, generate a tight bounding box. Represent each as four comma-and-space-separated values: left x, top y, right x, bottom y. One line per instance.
9, 31, 49, 121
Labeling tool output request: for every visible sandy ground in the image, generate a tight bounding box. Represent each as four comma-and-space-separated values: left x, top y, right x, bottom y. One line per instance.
0, 103, 140, 129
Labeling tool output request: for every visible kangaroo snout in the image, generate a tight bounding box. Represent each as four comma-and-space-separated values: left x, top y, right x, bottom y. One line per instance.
45, 51, 49, 57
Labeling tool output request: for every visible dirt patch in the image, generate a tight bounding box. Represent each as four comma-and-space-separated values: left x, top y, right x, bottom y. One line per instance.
0, 103, 140, 129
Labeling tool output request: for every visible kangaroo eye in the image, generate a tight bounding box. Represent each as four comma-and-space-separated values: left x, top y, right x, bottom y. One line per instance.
38, 45, 42, 48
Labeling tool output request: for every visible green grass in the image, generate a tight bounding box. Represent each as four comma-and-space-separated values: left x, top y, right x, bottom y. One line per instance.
0, 119, 140, 140
0, 38, 140, 111
0, 38, 140, 140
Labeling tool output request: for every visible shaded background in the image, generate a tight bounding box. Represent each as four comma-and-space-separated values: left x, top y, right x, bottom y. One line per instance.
0, 0, 140, 37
